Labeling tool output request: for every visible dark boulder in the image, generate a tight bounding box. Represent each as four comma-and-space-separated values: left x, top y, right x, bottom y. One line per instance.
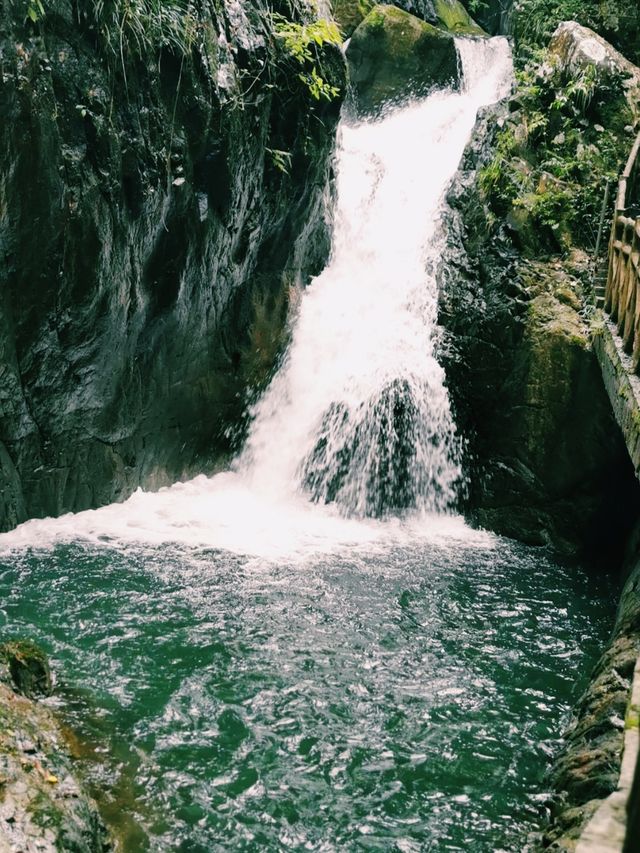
0, 640, 53, 699
333, 0, 484, 38
346, 5, 461, 115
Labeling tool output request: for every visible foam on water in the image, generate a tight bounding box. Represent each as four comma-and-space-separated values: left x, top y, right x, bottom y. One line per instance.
0, 477, 495, 561
0, 38, 513, 560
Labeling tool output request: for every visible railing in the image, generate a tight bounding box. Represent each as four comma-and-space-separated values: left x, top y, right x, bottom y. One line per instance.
604, 131, 640, 370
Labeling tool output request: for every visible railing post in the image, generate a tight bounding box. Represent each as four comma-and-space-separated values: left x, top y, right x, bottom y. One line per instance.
606, 213, 619, 314
594, 177, 611, 264
624, 221, 638, 354
632, 219, 640, 372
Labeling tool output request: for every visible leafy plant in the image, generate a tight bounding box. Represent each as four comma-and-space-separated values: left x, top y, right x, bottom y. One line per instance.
266, 147, 292, 173
26, 0, 44, 23
480, 47, 633, 252
273, 14, 342, 101
273, 15, 341, 62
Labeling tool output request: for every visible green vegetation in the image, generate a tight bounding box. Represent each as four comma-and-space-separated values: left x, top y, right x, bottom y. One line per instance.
92, 0, 199, 59
479, 51, 634, 253
466, 0, 488, 13
513, 0, 640, 65
14, 0, 344, 105
273, 14, 343, 100
25, 0, 45, 23
266, 147, 293, 173
17, 0, 200, 56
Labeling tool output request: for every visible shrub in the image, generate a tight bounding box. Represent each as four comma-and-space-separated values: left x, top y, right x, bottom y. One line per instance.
513, 0, 640, 65
479, 51, 634, 253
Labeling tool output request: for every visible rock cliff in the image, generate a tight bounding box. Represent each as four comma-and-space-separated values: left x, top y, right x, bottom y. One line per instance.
0, 0, 345, 531
438, 27, 640, 556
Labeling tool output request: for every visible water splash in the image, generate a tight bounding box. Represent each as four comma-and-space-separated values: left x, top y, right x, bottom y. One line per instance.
240, 37, 513, 517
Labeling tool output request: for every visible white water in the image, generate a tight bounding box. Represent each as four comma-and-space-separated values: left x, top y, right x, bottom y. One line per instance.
0, 38, 512, 560
241, 37, 513, 517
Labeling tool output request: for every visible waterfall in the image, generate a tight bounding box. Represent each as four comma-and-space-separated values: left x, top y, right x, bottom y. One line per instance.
0, 37, 513, 557
240, 37, 514, 517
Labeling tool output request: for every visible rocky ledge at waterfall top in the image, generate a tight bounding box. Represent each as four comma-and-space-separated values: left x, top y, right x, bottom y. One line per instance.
332, 0, 485, 39
345, 5, 462, 116
0, 0, 345, 532
342, 0, 488, 116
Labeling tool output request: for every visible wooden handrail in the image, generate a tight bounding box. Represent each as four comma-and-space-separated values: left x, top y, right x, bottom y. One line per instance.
617, 131, 640, 211
604, 130, 640, 371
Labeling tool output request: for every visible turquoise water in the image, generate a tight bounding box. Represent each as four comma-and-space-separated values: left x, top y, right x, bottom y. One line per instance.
0, 535, 615, 851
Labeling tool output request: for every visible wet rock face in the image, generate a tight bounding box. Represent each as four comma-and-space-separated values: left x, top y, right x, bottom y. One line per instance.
540, 525, 640, 850
0, 0, 345, 531
0, 641, 53, 699
438, 105, 640, 556
460, 0, 513, 35
346, 5, 460, 115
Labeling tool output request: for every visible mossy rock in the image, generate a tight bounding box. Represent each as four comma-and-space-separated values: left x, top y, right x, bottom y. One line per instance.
332, 0, 375, 38
432, 0, 485, 35
0, 683, 110, 850
0, 640, 53, 699
548, 21, 640, 110
346, 4, 460, 115
332, 0, 484, 38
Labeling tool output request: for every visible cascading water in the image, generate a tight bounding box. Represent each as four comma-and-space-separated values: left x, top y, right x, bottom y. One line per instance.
0, 36, 514, 556
241, 37, 514, 518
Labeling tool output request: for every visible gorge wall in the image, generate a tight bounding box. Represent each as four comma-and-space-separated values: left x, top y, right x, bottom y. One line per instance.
0, 0, 345, 531
438, 14, 640, 557
3, 0, 640, 847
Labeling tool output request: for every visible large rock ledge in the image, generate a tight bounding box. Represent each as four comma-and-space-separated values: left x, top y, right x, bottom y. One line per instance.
345, 5, 461, 116
0, 643, 109, 852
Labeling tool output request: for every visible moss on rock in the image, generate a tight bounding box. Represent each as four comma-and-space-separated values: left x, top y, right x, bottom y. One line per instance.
332, 0, 484, 38
346, 4, 460, 114
0, 678, 110, 850
331, 0, 375, 37
432, 0, 485, 34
